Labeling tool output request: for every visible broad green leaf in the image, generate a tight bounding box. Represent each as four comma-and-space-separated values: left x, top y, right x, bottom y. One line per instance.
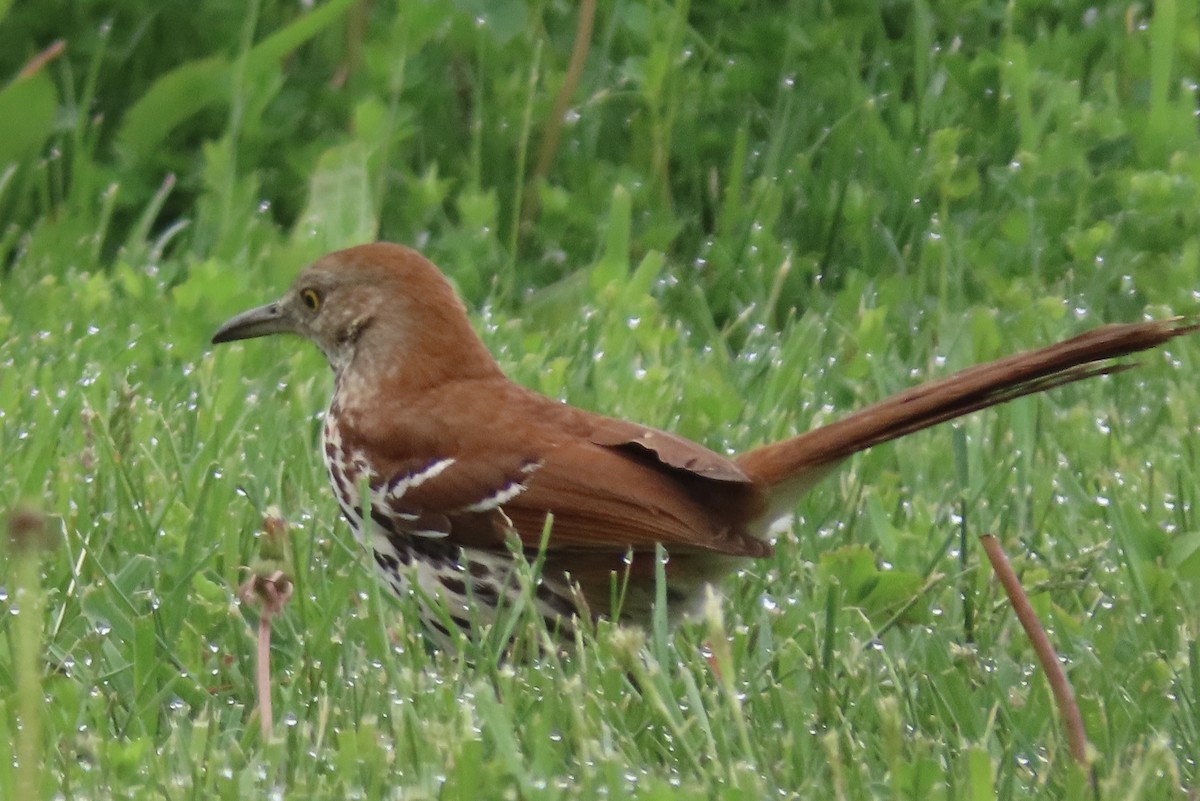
114, 56, 227, 160
453, 0, 527, 44
116, 0, 356, 160
1169, 531, 1200, 581
820, 544, 925, 622
591, 184, 632, 294
80, 555, 158, 647
964, 745, 995, 801
244, 0, 357, 69
624, 250, 664, 305
290, 142, 377, 257
0, 70, 56, 167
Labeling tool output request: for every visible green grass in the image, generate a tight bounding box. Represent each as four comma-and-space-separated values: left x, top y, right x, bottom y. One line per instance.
2, 1, 1200, 798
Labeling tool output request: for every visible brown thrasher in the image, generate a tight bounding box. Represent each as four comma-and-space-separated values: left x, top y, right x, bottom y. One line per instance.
212, 242, 1195, 645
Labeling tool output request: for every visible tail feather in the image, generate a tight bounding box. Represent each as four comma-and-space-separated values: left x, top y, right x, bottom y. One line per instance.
735, 319, 1197, 506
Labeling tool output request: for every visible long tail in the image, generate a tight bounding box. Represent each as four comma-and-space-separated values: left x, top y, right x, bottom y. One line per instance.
735, 318, 1197, 509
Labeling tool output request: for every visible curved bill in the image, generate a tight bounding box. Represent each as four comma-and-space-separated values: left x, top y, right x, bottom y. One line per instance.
211, 302, 294, 344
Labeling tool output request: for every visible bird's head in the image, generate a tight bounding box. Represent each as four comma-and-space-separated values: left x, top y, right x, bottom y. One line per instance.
212, 243, 500, 386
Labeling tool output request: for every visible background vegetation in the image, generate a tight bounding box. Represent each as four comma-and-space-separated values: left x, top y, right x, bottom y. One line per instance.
2, 0, 1199, 797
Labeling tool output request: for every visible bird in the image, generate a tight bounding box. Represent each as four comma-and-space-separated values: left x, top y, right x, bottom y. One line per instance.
212, 242, 1196, 647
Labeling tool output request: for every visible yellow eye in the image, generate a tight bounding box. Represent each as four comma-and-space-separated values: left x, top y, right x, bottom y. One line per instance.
300, 288, 322, 311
